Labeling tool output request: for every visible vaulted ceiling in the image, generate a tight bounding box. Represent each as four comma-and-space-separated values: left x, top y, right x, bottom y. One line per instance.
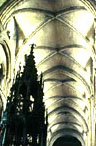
0, 0, 96, 146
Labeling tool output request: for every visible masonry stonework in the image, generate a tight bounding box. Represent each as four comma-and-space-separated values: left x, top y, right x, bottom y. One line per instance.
0, 0, 96, 146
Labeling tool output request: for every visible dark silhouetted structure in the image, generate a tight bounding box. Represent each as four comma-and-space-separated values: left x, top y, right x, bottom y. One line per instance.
0, 45, 47, 146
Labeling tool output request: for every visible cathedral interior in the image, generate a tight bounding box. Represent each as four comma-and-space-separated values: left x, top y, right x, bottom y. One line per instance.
0, 0, 96, 146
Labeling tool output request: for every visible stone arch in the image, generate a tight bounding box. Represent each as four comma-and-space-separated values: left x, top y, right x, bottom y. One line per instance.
45, 95, 89, 112
48, 113, 83, 134
0, 40, 12, 109
48, 105, 89, 133
0, 40, 11, 80
48, 129, 85, 146
53, 136, 82, 146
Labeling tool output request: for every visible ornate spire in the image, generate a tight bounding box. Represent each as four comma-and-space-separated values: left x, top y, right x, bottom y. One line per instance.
0, 44, 47, 146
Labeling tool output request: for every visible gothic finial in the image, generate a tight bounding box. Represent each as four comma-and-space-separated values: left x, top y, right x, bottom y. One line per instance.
29, 44, 36, 54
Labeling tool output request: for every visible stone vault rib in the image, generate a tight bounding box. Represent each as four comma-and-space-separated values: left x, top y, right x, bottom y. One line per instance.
0, 0, 96, 146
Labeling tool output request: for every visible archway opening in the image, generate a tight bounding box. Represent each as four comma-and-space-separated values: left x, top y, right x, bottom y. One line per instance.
53, 136, 82, 146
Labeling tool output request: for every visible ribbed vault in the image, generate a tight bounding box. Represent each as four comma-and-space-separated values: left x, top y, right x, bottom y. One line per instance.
0, 0, 96, 146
